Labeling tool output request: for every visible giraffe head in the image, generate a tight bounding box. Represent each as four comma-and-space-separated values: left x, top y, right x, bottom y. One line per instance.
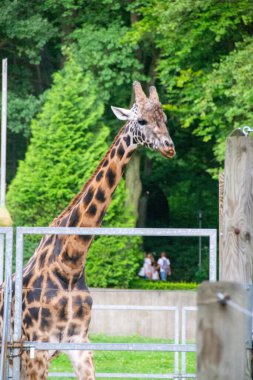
111, 82, 175, 158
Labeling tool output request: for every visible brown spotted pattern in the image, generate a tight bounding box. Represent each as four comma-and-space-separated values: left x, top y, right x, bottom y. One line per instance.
0, 82, 175, 379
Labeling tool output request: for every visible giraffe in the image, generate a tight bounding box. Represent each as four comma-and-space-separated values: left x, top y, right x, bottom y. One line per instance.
1, 82, 175, 379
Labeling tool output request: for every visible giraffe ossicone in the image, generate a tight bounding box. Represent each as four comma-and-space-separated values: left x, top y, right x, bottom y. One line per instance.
0, 81, 175, 380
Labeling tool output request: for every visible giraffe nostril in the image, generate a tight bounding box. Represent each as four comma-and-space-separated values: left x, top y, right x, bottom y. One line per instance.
165, 140, 174, 148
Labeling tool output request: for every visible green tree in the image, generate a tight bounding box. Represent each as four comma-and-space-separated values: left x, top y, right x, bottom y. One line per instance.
0, 0, 58, 179
127, 0, 253, 166
6, 54, 142, 287
0, 0, 95, 180
72, 22, 144, 105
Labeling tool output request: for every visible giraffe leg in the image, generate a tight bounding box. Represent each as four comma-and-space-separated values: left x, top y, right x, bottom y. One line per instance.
21, 350, 50, 380
66, 349, 95, 380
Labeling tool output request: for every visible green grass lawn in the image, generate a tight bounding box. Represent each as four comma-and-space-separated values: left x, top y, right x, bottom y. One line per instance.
48, 334, 196, 379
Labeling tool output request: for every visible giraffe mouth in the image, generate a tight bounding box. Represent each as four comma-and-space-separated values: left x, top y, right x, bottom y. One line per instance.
160, 147, 176, 158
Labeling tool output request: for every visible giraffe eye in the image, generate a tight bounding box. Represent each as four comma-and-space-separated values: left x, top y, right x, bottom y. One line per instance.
138, 119, 147, 126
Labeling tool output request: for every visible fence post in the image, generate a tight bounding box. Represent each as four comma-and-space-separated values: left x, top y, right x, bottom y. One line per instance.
219, 135, 253, 378
220, 136, 253, 281
197, 281, 249, 380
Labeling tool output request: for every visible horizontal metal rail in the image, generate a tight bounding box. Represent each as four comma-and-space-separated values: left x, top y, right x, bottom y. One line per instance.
48, 372, 196, 379
16, 226, 217, 284
16, 226, 216, 237
93, 305, 178, 311
22, 342, 196, 352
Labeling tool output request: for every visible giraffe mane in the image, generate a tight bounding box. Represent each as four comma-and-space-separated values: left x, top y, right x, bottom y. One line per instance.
52, 125, 127, 225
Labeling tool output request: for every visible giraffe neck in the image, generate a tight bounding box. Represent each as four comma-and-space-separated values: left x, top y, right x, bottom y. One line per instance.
50, 123, 137, 277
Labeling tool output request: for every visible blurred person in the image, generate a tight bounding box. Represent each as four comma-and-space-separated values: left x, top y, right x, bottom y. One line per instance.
158, 252, 171, 281
144, 252, 153, 280
151, 261, 160, 281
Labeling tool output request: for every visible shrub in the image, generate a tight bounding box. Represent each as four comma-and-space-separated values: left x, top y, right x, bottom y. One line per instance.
129, 278, 198, 291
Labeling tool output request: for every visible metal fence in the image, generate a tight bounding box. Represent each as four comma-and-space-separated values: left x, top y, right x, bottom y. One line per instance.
0, 227, 217, 379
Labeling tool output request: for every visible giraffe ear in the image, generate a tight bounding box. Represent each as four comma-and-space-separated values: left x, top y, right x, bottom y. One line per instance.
111, 106, 132, 121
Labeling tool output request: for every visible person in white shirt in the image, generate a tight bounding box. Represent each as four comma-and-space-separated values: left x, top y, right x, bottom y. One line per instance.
151, 262, 160, 280
144, 253, 153, 280
157, 252, 171, 281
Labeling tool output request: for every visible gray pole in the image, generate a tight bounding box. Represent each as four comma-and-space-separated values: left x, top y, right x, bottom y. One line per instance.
0, 59, 7, 284
1, 59, 7, 207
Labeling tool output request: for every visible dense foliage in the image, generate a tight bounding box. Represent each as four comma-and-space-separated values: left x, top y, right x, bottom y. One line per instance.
128, 0, 253, 168
3, 0, 253, 284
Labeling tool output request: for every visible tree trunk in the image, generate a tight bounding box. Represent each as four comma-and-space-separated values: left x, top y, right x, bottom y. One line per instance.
125, 5, 159, 224
137, 157, 152, 226
125, 152, 142, 220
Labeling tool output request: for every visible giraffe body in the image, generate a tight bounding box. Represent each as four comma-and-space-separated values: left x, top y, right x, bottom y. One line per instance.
0, 82, 175, 379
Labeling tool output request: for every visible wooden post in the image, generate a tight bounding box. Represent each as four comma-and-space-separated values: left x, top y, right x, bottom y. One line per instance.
197, 281, 249, 380
218, 135, 253, 379
220, 136, 253, 282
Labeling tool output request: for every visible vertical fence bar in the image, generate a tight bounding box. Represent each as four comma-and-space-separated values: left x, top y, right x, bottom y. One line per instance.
182, 307, 197, 380
0, 276, 10, 380
0, 235, 4, 285
5, 228, 13, 380
0, 228, 13, 380
181, 307, 186, 380
174, 308, 179, 379
218, 172, 224, 279
209, 230, 217, 281
13, 229, 24, 380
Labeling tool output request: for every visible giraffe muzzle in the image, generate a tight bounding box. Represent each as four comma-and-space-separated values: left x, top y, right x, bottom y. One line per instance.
165, 147, 176, 158
160, 141, 176, 158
